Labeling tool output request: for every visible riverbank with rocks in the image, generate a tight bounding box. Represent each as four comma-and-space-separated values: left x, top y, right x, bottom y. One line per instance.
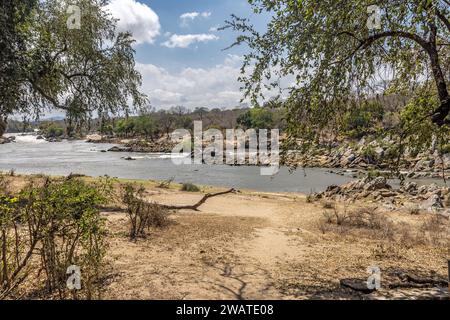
0, 136, 16, 144
285, 137, 450, 180
84, 133, 450, 181
86, 134, 176, 153
311, 176, 450, 216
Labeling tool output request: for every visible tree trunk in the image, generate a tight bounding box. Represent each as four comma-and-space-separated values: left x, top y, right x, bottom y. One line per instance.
428, 44, 450, 126
432, 98, 450, 126
0, 117, 7, 137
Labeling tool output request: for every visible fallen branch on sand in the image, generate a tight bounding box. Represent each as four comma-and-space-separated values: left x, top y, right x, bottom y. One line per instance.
388, 272, 448, 289
340, 271, 447, 294
162, 188, 237, 211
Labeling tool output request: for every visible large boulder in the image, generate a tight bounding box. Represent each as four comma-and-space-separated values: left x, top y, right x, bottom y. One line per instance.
374, 147, 385, 158
341, 154, 356, 167
85, 134, 103, 143
342, 178, 369, 191
363, 177, 390, 191
402, 182, 418, 194
0, 136, 15, 144
421, 194, 443, 212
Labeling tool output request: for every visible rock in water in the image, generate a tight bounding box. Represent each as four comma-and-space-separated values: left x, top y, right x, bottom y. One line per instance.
86, 134, 103, 142
108, 146, 132, 152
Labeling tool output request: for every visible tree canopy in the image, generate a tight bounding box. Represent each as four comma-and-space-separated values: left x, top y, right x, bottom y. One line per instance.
225, 0, 449, 149
0, 0, 146, 136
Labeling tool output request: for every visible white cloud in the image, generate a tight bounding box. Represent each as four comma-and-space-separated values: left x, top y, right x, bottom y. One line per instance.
180, 11, 212, 26
180, 12, 199, 20
136, 55, 245, 109
106, 0, 161, 45
136, 55, 294, 110
209, 25, 220, 32
161, 34, 219, 48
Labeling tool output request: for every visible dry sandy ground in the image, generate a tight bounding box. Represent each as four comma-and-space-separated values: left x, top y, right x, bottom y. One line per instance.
100, 185, 450, 300
2, 174, 448, 300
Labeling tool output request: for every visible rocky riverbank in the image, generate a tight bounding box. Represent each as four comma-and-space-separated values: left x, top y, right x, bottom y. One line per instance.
285, 137, 450, 180
84, 134, 450, 181
86, 134, 176, 153
311, 176, 450, 216
0, 136, 16, 144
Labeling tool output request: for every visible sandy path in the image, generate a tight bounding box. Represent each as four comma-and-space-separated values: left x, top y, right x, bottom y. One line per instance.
102, 188, 449, 300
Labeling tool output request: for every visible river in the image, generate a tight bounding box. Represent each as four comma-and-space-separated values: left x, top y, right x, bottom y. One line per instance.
0, 134, 444, 192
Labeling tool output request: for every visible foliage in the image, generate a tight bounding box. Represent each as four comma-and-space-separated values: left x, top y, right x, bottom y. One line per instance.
226, 0, 450, 152
399, 86, 450, 157
121, 184, 170, 240
342, 100, 385, 138
40, 122, 65, 138
181, 183, 201, 192
237, 107, 274, 130
0, 176, 107, 299
0, 0, 147, 131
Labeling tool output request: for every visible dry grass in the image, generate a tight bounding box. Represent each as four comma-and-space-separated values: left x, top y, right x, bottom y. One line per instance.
2, 174, 449, 300
319, 205, 450, 248
121, 183, 172, 240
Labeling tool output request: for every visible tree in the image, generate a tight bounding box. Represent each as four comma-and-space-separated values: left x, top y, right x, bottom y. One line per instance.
159, 111, 176, 138
115, 118, 135, 138
0, 0, 146, 136
237, 107, 274, 130
135, 115, 156, 140
0, 0, 36, 135
225, 0, 450, 145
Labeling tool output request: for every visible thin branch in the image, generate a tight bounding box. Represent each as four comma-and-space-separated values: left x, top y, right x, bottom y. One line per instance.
436, 9, 450, 32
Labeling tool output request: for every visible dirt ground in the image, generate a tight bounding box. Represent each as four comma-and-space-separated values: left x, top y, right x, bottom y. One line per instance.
100, 185, 450, 300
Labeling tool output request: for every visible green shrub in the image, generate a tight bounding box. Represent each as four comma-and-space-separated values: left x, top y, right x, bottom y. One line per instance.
41, 123, 64, 138
361, 145, 377, 161
0, 177, 108, 300
440, 144, 450, 155
181, 183, 200, 192
121, 184, 170, 240
342, 100, 384, 138
367, 169, 381, 180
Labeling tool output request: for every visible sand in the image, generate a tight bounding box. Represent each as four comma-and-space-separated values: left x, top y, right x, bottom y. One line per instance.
100, 185, 449, 300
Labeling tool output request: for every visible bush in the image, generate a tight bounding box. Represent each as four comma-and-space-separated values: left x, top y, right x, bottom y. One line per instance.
0, 177, 107, 299
440, 144, 450, 155
121, 184, 170, 240
237, 107, 274, 130
322, 201, 334, 209
361, 145, 377, 162
41, 123, 64, 138
181, 183, 200, 192
342, 100, 384, 138
158, 177, 174, 189
321, 207, 394, 239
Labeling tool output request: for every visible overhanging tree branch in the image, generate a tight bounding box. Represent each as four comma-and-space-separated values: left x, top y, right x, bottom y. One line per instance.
436, 9, 450, 32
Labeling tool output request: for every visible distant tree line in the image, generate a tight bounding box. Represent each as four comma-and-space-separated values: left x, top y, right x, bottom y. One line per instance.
6, 103, 288, 139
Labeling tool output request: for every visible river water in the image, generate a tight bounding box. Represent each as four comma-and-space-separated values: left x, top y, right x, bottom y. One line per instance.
0, 134, 361, 192
1, 134, 444, 192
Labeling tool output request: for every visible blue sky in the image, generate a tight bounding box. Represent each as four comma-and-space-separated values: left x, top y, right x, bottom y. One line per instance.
129, 0, 269, 70
105, 0, 274, 110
